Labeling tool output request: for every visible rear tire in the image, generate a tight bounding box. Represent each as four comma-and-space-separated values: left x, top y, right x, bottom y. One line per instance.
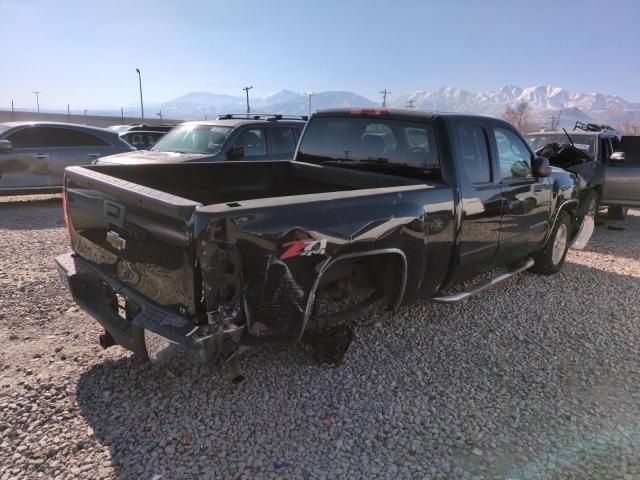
530, 211, 571, 275
607, 206, 628, 220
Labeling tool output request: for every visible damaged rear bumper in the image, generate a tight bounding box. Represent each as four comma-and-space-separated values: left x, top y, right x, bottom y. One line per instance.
55, 253, 204, 356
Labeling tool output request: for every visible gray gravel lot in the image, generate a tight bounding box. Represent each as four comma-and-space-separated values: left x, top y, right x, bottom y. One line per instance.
1, 195, 640, 479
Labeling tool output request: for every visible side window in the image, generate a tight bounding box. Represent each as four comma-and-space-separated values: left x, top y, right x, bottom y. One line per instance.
493, 127, 532, 181
6, 127, 109, 148
234, 128, 267, 157
403, 125, 439, 168
6, 127, 37, 148
270, 127, 297, 155
601, 138, 612, 162
458, 124, 491, 184
53, 128, 111, 147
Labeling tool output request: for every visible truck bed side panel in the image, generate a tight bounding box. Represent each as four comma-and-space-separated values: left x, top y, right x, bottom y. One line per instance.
194, 184, 455, 342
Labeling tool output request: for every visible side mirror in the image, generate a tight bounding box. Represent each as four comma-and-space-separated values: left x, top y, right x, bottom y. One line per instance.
610, 151, 625, 164
0, 140, 13, 153
227, 146, 245, 160
532, 156, 551, 177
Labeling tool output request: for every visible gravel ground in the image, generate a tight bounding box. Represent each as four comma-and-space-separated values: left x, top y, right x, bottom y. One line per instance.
1, 195, 640, 480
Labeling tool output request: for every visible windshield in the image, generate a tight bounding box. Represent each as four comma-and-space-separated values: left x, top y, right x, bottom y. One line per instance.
297, 116, 439, 171
525, 134, 596, 159
151, 125, 232, 154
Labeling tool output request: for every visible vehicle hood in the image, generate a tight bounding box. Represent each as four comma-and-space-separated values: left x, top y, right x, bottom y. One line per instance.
96, 150, 214, 165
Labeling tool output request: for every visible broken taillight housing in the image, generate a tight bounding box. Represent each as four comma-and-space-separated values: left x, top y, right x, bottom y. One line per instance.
62, 189, 72, 239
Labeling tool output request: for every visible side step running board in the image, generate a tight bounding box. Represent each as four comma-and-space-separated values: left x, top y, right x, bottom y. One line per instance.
431, 257, 535, 303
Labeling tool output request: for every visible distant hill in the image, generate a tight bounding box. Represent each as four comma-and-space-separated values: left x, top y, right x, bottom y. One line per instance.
108, 85, 640, 129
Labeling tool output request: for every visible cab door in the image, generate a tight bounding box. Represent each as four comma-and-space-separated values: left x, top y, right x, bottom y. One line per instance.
449, 120, 503, 284
491, 124, 551, 262
601, 136, 640, 207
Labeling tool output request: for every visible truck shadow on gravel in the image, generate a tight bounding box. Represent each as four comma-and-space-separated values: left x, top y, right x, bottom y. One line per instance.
75, 261, 640, 479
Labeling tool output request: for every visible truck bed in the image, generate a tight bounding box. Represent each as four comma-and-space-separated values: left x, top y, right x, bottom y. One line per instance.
63, 161, 449, 336
83, 161, 422, 207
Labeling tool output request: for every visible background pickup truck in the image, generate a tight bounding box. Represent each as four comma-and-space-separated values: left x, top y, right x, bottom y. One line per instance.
56, 108, 591, 368
526, 123, 640, 220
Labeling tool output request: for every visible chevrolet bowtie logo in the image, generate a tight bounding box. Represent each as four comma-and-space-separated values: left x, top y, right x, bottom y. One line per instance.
106, 231, 126, 251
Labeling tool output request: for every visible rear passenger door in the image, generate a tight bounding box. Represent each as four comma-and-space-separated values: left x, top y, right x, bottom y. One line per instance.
450, 120, 503, 283
41, 127, 115, 185
491, 125, 551, 262
268, 126, 300, 160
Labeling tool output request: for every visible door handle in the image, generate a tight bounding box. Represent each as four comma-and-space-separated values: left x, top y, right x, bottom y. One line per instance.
33, 154, 49, 159
88, 153, 101, 158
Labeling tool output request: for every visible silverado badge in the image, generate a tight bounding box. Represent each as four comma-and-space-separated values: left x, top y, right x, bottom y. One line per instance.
106, 231, 126, 251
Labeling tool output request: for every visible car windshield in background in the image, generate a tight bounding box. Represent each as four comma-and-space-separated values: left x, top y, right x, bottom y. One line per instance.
151, 125, 232, 154
297, 116, 439, 170
526, 134, 596, 159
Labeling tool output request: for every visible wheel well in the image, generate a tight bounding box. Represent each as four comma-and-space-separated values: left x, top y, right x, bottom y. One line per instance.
317, 253, 405, 308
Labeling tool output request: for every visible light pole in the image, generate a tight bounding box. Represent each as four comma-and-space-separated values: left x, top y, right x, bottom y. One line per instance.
136, 68, 145, 121
33, 91, 41, 113
84, 109, 88, 125
305, 92, 315, 116
242, 86, 253, 115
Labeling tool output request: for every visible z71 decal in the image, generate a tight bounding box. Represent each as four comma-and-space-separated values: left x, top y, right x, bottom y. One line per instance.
280, 239, 328, 260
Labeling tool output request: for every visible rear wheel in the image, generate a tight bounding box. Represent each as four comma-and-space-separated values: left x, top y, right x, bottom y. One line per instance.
530, 211, 571, 275
607, 206, 628, 220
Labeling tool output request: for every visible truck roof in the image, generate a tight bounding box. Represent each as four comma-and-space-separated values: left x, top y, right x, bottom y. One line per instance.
179, 118, 306, 128
527, 130, 619, 138
312, 107, 508, 125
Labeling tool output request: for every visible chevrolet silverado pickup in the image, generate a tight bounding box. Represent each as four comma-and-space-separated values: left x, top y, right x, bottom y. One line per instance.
56, 108, 593, 370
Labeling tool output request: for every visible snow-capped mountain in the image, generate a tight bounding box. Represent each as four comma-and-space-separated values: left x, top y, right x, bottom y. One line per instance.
156, 85, 639, 128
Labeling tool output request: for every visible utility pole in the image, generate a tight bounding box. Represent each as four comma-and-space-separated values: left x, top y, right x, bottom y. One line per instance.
156, 110, 163, 122
304, 92, 315, 116
136, 68, 145, 121
405, 99, 416, 109
379, 88, 391, 108
242, 86, 253, 115
11, 99, 14, 121
67, 104, 71, 122
121, 107, 124, 123
33, 91, 41, 113
548, 115, 556, 131
556, 103, 564, 130
84, 109, 88, 125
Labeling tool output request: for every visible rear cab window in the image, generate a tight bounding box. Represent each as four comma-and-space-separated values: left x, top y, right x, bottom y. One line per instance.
297, 115, 440, 173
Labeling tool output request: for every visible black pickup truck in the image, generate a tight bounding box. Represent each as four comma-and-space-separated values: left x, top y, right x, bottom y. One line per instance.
56, 108, 592, 370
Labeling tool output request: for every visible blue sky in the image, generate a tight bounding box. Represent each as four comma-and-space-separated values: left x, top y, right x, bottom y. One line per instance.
2, 0, 639, 110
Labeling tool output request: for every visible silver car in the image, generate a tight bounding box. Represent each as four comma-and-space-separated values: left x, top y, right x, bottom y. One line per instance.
0, 122, 134, 195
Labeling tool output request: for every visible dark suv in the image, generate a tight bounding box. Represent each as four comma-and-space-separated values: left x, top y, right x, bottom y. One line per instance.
98, 114, 307, 165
